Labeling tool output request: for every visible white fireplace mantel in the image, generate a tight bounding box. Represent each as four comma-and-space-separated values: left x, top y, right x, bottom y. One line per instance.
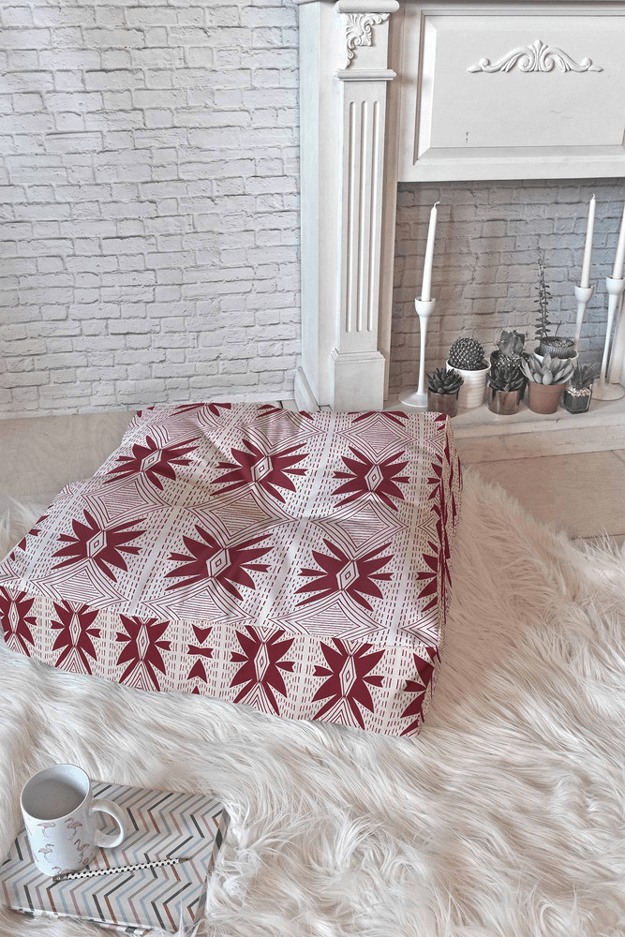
292, 0, 625, 411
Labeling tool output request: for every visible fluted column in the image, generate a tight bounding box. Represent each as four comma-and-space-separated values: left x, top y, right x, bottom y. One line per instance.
293, 0, 399, 411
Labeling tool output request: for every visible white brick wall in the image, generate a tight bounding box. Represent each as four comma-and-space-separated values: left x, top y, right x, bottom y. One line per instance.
3, 5, 624, 417
0, 0, 300, 417
390, 179, 625, 396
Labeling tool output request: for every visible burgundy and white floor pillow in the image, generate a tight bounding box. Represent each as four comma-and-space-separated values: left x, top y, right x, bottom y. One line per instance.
0, 404, 462, 737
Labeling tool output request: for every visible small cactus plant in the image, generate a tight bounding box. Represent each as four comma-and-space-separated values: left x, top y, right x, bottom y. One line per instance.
448, 337, 485, 371
427, 367, 464, 395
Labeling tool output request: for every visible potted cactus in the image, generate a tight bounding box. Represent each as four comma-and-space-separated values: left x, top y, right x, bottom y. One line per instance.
446, 337, 489, 409
562, 361, 601, 414
489, 329, 526, 370
534, 256, 576, 359
487, 359, 525, 415
427, 367, 464, 417
489, 328, 527, 398
520, 352, 575, 414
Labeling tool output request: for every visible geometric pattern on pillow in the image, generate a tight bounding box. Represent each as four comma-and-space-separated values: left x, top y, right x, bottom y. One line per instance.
0, 403, 462, 737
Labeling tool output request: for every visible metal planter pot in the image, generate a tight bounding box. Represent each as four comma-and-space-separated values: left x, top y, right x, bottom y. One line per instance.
427, 390, 459, 417
537, 337, 577, 359
487, 387, 521, 415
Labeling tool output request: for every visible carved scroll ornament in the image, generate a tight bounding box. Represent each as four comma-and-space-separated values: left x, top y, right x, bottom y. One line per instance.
344, 12, 390, 68
468, 39, 602, 73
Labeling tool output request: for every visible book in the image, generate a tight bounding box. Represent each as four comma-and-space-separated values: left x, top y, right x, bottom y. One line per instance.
0, 781, 229, 935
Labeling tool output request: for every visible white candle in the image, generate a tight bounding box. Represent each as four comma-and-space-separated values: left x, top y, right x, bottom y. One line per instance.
580, 194, 595, 289
612, 198, 625, 279
421, 201, 439, 302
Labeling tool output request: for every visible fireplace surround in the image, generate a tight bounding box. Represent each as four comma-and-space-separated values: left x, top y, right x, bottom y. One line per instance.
292, 0, 625, 411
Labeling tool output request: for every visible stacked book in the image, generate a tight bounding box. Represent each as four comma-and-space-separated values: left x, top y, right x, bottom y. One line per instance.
0, 782, 229, 935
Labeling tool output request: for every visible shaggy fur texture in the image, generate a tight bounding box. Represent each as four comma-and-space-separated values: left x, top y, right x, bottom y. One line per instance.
0, 470, 624, 937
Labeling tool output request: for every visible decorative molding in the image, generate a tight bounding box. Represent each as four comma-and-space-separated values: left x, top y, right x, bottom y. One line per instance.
468, 39, 603, 73
342, 97, 382, 336
336, 1, 399, 13
343, 13, 390, 68
335, 67, 396, 81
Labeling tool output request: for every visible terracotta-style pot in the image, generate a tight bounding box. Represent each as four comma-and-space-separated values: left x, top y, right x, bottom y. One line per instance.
487, 387, 521, 415
562, 386, 593, 413
446, 360, 490, 409
527, 381, 564, 414
427, 390, 459, 417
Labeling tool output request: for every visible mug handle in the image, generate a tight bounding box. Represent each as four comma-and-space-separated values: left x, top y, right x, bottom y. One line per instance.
90, 798, 126, 850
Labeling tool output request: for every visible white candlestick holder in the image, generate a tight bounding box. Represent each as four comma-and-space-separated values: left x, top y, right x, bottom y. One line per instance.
399, 297, 436, 409
593, 276, 625, 400
608, 279, 625, 385
573, 283, 594, 347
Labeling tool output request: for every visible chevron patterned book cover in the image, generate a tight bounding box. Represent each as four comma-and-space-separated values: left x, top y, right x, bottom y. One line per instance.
0, 782, 229, 934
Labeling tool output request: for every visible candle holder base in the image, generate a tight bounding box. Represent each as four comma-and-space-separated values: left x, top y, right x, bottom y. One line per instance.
398, 389, 428, 409
400, 296, 437, 411
592, 381, 625, 400
574, 283, 594, 347
598, 276, 625, 394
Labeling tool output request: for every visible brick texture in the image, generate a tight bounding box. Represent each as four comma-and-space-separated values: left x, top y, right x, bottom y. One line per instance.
3, 5, 625, 417
0, 0, 300, 417
390, 179, 625, 396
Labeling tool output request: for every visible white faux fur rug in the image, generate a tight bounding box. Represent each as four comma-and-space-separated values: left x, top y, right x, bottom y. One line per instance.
1, 470, 624, 937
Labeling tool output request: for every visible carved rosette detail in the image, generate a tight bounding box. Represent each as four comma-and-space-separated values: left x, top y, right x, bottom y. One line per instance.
468, 39, 602, 74
344, 13, 390, 69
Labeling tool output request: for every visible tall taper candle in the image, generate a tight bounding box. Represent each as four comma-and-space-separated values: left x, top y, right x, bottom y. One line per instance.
612, 199, 625, 279
421, 201, 439, 302
580, 194, 595, 289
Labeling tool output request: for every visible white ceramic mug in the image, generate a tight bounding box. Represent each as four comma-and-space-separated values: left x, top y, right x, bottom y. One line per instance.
20, 764, 126, 877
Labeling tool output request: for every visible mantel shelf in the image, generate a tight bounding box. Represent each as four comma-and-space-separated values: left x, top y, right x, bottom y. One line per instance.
390, 391, 625, 462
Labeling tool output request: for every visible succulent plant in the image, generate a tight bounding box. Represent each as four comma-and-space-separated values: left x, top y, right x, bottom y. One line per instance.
520, 352, 575, 386
566, 361, 601, 390
427, 367, 464, 395
488, 359, 525, 393
495, 329, 525, 361
534, 255, 559, 342
448, 337, 485, 371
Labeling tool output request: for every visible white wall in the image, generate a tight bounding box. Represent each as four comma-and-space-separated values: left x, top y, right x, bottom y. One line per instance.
4, 1, 624, 416
0, 0, 300, 418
